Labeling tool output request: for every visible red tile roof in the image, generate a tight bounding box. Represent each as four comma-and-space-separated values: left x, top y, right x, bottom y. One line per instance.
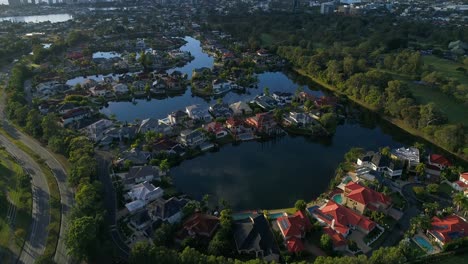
460, 172, 468, 182
429, 154, 452, 167
323, 227, 347, 248
183, 213, 220, 238
429, 215, 468, 244
286, 237, 304, 253
277, 210, 311, 239
204, 122, 225, 134
344, 182, 391, 209
317, 200, 376, 235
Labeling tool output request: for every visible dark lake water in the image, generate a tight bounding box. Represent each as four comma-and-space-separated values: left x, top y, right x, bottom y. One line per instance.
98, 36, 419, 210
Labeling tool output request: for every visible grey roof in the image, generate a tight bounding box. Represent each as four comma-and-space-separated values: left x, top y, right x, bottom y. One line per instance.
151, 197, 188, 220
233, 215, 279, 256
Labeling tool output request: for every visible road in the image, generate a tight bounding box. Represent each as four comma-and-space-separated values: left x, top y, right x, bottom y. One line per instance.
0, 134, 50, 264
1, 70, 73, 263
96, 152, 130, 261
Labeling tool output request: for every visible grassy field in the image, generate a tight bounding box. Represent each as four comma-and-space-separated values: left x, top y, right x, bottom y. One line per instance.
423, 55, 468, 84
0, 148, 32, 263
407, 82, 468, 126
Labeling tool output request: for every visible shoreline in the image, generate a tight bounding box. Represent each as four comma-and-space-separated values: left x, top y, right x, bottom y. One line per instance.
294, 68, 468, 164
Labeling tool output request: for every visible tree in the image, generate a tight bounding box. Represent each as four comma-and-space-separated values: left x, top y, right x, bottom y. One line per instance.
380, 146, 391, 157
294, 199, 307, 212
320, 113, 338, 133
426, 184, 439, 194
320, 234, 333, 252
368, 246, 405, 264
344, 148, 365, 163
73, 182, 103, 218
453, 192, 468, 213
65, 216, 98, 261
415, 163, 426, 177
423, 202, 439, 216
159, 159, 170, 173
153, 223, 174, 247
263, 86, 270, 96
25, 109, 43, 138
129, 242, 154, 264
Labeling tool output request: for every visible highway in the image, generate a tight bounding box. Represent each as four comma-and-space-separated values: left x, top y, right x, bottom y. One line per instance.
0, 134, 49, 264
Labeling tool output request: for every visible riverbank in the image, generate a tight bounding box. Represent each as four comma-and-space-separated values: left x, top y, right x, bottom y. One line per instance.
294, 68, 468, 164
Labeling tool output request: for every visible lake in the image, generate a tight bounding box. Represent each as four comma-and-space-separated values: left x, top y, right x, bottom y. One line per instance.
97, 36, 418, 210
0, 13, 72, 23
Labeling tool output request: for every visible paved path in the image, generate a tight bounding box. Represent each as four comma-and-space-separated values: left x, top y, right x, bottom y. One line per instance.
0, 135, 50, 264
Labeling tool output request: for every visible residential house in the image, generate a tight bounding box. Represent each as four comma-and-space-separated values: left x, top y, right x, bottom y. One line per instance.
182, 213, 220, 238
391, 147, 420, 171
122, 166, 161, 190
139, 118, 173, 135
179, 129, 206, 147
148, 197, 188, 224
272, 92, 293, 106
212, 79, 232, 95
61, 108, 90, 126
226, 118, 255, 141
285, 112, 314, 127
230, 101, 252, 116
113, 83, 129, 94
151, 138, 186, 156
245, 112, 278, 135
323, 227, 348, 251
427, 215, 468, 247
168, 110, 188, 125
357, 152, 403, 178
427, 154, 452, 171
276, 211, 312, 253
233, 215, 280, 262
186, 105, 212, 123
115, 149, 151, 168
256, 49, 269, 57
203, 122, 229, 138
127, 181, 164, 203
314, 96, 338, 108
452, 172, 468, 195
252, 95, 276, 110
294, 92, 316, 104
209, 103, 233, 119
57, 102, 79, 115
82, 119, 114, 142
89, 84, 109, 97
312, 200, 376, 236
342, 182, 392, 214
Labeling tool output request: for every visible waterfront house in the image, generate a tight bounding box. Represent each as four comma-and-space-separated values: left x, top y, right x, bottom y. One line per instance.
130, 210, 152, 231
147, 197, 188, 224
391, 147, 420, 171
82, 119, 114, 142
127, 181, 164, 204
212, 79, 232, 95
285, 112, 314, 127
89, 84, 109, 97
229, 101, 252, 116
245, 112, 278, 135
452, 172, 468, 195
151, 138, 186, 157
113, 83, 129, 94
179, 129, 206, 148
427, 154, 452, 171
323, 227, 348, 251
313, 200, 376, 236
192, 67, 211, 78
139, 118, 173, 136
342, 182, 392, 214
276, 211, 312, 253
203, 122, 229, 139
233, 215, 280, 262
314, 96, 338, 108
115, 149, 151, 168
181, 213, 220, 239
294, 92, 316, 104
272, 92, 293, 106
209, 103, 233, 118
122, 165, 161, 190
252, 95, 276, 110
427, 215, 468, 247
57, 103, 79, 115
357, 152, 403, 178
168, 110, 188, 125
186, 105, 212, 123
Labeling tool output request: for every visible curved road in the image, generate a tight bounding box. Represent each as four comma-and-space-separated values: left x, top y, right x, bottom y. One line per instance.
1, 73, 73, 263
0, 135, 50, 264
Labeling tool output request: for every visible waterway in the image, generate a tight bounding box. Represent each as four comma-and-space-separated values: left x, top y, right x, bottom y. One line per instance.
0, 13, 72, 23
96, 36, 424, 210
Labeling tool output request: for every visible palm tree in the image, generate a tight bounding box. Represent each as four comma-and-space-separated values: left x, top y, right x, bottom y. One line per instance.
453, 192, 467, 213
415, 163, 426, 177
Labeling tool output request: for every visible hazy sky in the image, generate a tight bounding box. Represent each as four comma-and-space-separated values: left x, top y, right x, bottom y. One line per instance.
0, 0, 7, 5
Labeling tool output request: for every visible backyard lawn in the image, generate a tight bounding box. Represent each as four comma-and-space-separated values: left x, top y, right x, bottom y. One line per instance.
438, 182, 454, 197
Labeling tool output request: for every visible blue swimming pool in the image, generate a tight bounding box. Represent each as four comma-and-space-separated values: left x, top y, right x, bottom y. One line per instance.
332, 194, 343, 204
269, 212, 286, 219
414, 236, 434, 252
342, 176, 353, 184
232, 212, 257, 221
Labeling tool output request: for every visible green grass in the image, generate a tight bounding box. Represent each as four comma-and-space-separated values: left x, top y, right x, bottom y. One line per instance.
423, 55, 468, 84
407, 82, 468, 126
0, 148, 32, 260
438, 182, 454, 197
260, 33, 275, 47
442, 252, 468, 264
390, 192, 407, 210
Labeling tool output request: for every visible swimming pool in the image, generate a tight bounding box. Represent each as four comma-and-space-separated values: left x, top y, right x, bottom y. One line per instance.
342, 176, 353, 184
232, 211, 257, 221
332, 194, 343, 204
413, 236, 434, 252
269, 212, 286, 220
